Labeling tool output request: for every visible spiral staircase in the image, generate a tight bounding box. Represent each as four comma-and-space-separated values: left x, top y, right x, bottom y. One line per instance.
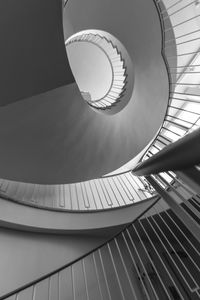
0, 0, 200, 299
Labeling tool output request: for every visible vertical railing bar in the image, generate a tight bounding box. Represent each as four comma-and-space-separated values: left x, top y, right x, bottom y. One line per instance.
98, 249, 112, 300
115, 175, 132, 200
162, 126, 183, 137
130, 175, 147, 199
166, 114, 194, 126
107, 244, 126, 300
167, 172, 195, 195
156, 137, 168, 147
126, 228, 160, 300
62, 184, 66, 208
69, 184, 72, 210
163, 1, 197, 20
93, 180, 104, 209
58, 272, 60, 300
167, 50, 200, 58
58, 185, 61, 208
170, 65, 200, 69
157, 135, 170, 145
99, 179, 113, 206
171, 82, 200, 86
12, 182, 20, 201
80, 182, 87, 209
35, 185, 40, 204
50, 185, 54, 209
170, 71, 200, 74
88, 180, 98, 209
126, 173, 145, 200
20, 181, 27, 202
158, 174, 200, 221
118, 174, 134, 199
164, 119, 189, 131
166, 28, 200, 43
158, 133, 172, 144
152, 144, 161, 152
147, 214, 198, 292
92, 253, 104, 300
106, 177, 120, 206
191, 196, 200, 209
162, 0, 184, 12
82, 259, 90, 300
148, 150, 154, 157
133, 222, 174, 299
157, 202, 200, 256
171, 91, 200, 97
155, 205, 200, 272
169, 105, 200, 116
114, 237, 139, 300
166, 36, 200, 48
48, 277, 50, 300
111, 176, 126, 205
82, 182, 91, 209
43, 184, 48, 207
154, 140, 165, 150
74, 184, 80, 210
32, 284, 36, 300
122, 232, 151, 300
124, 173, 142, 199
119, 174, 135, 201
165, 14, 200, 33
102, 178, 115, 205
42, 185, 46, 206
71, 266, 75, 300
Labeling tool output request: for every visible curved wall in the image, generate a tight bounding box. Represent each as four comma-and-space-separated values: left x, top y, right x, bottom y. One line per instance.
0, 0, 169, 184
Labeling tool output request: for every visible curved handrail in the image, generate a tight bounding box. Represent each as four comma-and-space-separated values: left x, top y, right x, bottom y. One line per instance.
0, 172, 153, 212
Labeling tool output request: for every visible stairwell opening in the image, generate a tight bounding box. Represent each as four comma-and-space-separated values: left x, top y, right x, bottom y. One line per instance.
65, 29, 134, 114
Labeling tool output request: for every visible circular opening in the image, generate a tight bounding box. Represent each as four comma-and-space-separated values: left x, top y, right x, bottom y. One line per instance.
66, 30, 134, 113
66, 41, 113, 101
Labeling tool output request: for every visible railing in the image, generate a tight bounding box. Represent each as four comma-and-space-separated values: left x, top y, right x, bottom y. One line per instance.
2, 186, 200, 299
143, 0, 200, 161
0, 172, 152, 211
65, 33, 127, 110
132, 124, 200, 245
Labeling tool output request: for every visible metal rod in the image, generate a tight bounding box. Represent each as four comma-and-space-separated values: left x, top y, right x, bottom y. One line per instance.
146, 176, 200, 244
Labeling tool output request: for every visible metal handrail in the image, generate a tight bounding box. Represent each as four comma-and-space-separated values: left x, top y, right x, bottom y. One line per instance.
132, 128, 200, 176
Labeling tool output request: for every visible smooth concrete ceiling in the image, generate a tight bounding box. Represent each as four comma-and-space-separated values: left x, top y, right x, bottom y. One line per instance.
0, 0, 169, 183
0, 0, 74, 106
